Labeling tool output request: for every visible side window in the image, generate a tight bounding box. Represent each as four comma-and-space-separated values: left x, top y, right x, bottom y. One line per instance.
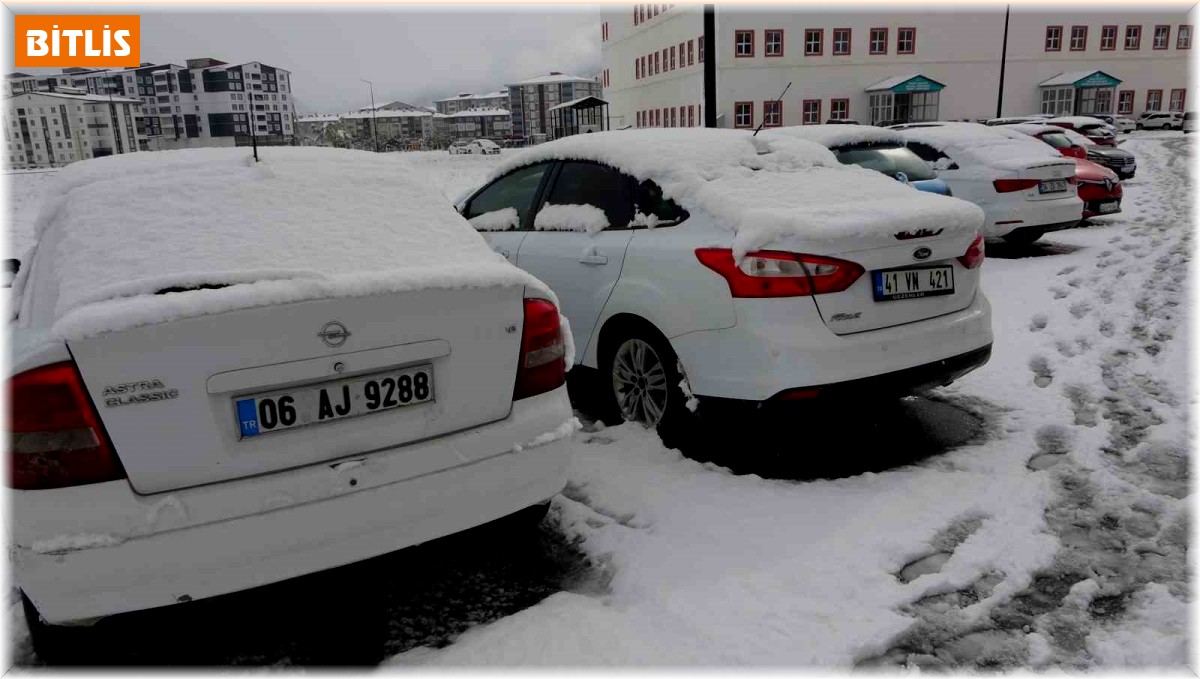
464, 162, 551, 230
905, 142, 957, 170
631, 179, 689, 227
539, 162, 634, 231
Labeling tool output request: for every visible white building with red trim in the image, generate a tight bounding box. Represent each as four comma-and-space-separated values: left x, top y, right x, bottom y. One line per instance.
600, 5, 1191, 129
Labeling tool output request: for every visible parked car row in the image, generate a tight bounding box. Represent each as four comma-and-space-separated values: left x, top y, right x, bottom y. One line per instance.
449, 138, 502, 155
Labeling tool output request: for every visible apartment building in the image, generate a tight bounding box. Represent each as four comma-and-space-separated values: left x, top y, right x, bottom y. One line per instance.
3, 89, 145, 169
506, 72, 603, 143
601, 5, 1190, 129
433, 91, 509, 115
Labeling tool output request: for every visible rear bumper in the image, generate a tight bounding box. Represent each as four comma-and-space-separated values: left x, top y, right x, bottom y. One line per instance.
982, 197, 1082, 238
13, 388, 575, 625
1082, 197, 1122, 218
783, 343, 992, 400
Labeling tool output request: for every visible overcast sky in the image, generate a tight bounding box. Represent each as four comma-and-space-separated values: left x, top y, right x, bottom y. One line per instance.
5, 6, 603, 112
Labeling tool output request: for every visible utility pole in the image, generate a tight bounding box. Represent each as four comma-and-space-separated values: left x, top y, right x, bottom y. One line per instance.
997, 4, 1010, 118
361, 78, 379, 152
703, 4, 716, 127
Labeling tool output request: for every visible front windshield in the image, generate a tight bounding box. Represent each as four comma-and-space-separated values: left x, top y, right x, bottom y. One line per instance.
831, 143, 937, 181
1039, 133, 1074, 150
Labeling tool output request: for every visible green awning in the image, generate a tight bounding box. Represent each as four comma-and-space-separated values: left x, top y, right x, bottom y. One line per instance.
1039, 70, 1122, 88
865, 74, 946, 94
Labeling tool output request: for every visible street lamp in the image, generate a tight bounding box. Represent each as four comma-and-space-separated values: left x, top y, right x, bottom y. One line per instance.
361, 78, 379, 152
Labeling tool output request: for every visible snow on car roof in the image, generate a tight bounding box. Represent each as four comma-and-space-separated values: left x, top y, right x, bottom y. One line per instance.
1000, 123, 1096, 147
33, 147, 541, 339
895, 122, 1071, 170
762, 124, 908, 149
1046, 116, 1112, 129
485, 129, 983, 258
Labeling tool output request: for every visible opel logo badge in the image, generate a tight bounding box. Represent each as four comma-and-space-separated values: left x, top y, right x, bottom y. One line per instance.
318, 321, 351, 348
913, 247, 933, 261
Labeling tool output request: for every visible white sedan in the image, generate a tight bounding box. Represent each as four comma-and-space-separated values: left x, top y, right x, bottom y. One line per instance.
893, 122, 1082, 244
450, 139, 502, 155
458, 129, 993, 445
9, 147, 573, 662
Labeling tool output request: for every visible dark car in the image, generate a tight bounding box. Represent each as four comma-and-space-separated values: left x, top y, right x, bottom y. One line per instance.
1084, 145, 1136, 179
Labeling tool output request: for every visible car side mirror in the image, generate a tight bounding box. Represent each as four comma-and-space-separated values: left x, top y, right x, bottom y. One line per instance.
2, 258, 19, 289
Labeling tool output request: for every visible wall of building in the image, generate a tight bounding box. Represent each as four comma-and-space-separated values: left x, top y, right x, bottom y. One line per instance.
3, 93, 145, 169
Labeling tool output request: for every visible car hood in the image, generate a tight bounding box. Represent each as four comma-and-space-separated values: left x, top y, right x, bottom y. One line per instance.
1075, 158, 1118, 181
1086, 147, 1134, 160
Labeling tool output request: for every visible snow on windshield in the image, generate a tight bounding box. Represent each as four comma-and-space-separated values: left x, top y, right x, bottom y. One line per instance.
487, 129, 983, 258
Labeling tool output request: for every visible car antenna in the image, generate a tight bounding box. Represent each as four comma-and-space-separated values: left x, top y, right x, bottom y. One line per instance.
754, 82, 791, 137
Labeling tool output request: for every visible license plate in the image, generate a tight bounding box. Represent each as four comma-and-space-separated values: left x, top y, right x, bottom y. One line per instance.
872, 266, 955, 302
235, 364, 434, 439
1039, 179, 1069, 194
1099, 202, 1120, 214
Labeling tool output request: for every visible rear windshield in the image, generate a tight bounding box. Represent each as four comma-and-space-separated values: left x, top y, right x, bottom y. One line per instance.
1039, 132, 1075, 150
831, 143, 937, 181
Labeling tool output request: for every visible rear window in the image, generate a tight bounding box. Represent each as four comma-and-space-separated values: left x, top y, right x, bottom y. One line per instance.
831, 143, 937, 181
1039, 132, 1075, 150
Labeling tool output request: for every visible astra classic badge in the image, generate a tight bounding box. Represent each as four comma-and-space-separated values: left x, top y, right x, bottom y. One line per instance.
103, 379, 179, 407
318, 321, 351, 348
913, 246, 933, 261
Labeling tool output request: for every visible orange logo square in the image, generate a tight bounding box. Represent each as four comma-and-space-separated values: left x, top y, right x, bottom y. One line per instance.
14, 15, 140, 68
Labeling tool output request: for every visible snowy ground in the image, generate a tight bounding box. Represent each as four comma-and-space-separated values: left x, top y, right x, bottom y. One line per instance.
6, 135, 1191, 669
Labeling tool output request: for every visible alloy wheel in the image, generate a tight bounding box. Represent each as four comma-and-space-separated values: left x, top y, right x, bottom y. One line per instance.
611, 338, 669, 427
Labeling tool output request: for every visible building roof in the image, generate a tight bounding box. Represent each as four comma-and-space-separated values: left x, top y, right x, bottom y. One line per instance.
1038, 70, 1121, 88
7, 72, 34, 78
548, 96, 607, 112
435, 91, 508, 103
295, 113, 343, 123
864, 74, 946, 93
507, 72, 597, 87
343, 109, 433, 120
446, 107, 510, 118
6, 91, 141, 104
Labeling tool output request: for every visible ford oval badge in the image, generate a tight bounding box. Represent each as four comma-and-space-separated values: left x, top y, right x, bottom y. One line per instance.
913, 247, 933, 261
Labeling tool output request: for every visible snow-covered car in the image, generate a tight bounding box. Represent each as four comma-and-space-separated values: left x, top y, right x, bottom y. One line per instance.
1044, 117, 1117, 147
1039, 124, 1137, 179
984, 116, 1048, 126
1182, 112, 1197, 133
9, 148, 574, 661
895, 122, 1082, 244
1113, 116, 1138, 134
994, 124, 1123, 218
1137, 112, 1183, 131
457, 129, 992, 445
765, 124, 952, 196
450, 139, 501, 155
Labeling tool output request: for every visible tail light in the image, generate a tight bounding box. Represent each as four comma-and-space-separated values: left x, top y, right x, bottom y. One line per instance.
8, 362, 126, 490
957, 233, 985, 270
992, 178, 1041, 193
695, 248, 864, 298
1066, 175, 1078, 185
513, 298, 566, 400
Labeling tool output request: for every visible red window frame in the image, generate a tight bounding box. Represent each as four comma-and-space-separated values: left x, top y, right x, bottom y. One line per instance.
1178, 24, 1192, 49
762, 100, 782, 127
897, 27, 916, 54
802, 99, 821, 125
1044, 25, 1062, 51
735, 30, 755, 58
734, 101, 753, 128
652, 4, 658, 16
869, 27, 888, 55
830, 98, 849, 120
1117, 90, 1134, 115
1146, 89, 1163, 111
699, 35, 705, 62
1099, 25, 1117, 50
670, 107, 676, 128
688, 39, 695, 65
662, 47, 669, 71
1153, 25, 1171, 50
679, 42, 686, 67
1170, 88, 1186, 112
1125, 25, 1141, 50
688, 105, 695, 127
670, 45, 676, 70
765, 29, 784, 57
1069, 25, 1087, 51
832, 28, 851, 55
804, 28, 824, 56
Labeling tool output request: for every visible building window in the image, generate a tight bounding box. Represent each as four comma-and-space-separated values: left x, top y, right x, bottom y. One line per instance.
735, 30, 754, 57
804, 28, 823, 56
762, 100, 782, 127
1117, 90, 1134, 114
670, 107, 676, 127
830, 98, 849, 120
662, 48, 668, 71
635, 58, 641, 79
897, 27, 916, 54
802, 99, 821, 125
1125, 25, 1141, 50
765, 29, 784, 57
1045, 26, 1063, 51
699, 35, 705, 62
1099, 25, 1117, 50
688, 105, 695, 127
832, 28, 851, 55
734, 101, 753, 128
1146, 90, 1163, 111
1178, 25, 1192, 49
688, 39, 695, 65
1153, 25, 1170, 49
1170, 89, 1186, 111
1069, 26, 1087, 51
670, 45, 676, 70
869, 27, 888, 54
1041, 87, 1075, 115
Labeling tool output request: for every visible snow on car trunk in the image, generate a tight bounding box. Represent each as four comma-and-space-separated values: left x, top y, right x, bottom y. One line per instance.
30, 147, 549, 493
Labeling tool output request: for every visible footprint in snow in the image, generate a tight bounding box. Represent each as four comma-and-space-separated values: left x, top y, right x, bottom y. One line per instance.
1027, 424, 1075, 471
1029, 355, 1054, 388
1068, 301, 1092, 319
895, 515, 985, 584
1056, 266, 1077, 276
1099, 320, 1115, 338
1050, 287, 1070, 300
1029, 314, 1049, 332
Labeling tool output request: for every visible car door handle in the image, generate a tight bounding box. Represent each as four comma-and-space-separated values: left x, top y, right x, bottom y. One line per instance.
579, 254, 608, 265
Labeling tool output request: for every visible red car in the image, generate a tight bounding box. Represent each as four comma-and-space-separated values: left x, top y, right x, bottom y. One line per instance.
1044, 117, 1118, 147
999, 124, 1122, 218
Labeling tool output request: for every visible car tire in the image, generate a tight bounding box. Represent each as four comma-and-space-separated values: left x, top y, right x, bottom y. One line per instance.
1136, 123, 1144, 130
1003, 228, 1046, 245
600, 321, 696, 450
22, 592, 104, 665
